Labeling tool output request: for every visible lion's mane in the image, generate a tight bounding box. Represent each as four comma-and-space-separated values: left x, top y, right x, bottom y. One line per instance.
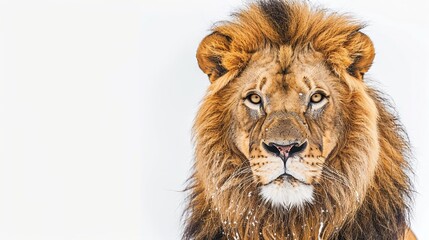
183, 1, 413, 239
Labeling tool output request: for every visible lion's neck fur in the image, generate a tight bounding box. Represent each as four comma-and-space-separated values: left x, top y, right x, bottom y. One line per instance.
183, 88, 412, 240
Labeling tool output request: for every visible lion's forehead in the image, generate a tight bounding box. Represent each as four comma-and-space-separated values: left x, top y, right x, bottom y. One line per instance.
243, 50, 330, 89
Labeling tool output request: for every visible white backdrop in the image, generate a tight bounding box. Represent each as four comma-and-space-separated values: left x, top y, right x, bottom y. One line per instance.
0, 0, 427, 239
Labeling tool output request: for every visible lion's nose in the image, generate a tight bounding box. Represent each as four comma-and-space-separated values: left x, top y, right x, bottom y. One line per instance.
263, 141, 308, 163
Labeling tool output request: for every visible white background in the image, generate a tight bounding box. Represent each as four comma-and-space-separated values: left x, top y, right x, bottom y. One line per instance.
0, 0, 427, 239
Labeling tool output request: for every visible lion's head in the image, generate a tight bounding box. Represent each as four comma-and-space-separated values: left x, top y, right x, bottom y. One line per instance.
184, 1, 413, 239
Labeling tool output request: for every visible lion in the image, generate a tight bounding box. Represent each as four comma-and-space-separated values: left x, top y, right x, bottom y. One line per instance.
183, 1, 415, 239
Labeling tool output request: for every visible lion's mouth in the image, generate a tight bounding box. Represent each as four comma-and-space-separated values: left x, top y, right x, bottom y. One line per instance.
266, 173, 309, 186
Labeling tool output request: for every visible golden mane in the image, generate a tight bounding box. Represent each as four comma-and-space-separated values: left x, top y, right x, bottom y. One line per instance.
196, 0, 374, 84
184, 1, 413, 239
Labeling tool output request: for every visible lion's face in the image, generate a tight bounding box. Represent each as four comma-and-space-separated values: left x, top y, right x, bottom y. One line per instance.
186, 2, 412, 239
232, 48, 344, 207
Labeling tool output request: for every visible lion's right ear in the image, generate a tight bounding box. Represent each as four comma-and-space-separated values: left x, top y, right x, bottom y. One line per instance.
196, 32, 232, 83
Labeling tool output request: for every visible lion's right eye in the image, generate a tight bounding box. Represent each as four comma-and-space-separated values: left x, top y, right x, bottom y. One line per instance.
248, 94, 261, 104
244, 93, 263, 110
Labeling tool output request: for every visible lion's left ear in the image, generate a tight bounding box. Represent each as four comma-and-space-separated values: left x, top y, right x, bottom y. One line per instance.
344, 32, 375, 80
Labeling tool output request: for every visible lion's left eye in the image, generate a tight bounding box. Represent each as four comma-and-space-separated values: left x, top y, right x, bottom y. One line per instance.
310, 93, 324, 103
309, 91, 328, 110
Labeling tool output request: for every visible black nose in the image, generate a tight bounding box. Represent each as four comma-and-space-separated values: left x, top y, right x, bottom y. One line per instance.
263, 141, 307, 163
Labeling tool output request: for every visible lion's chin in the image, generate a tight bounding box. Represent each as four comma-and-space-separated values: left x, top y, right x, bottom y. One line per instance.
259, 176, 314, 208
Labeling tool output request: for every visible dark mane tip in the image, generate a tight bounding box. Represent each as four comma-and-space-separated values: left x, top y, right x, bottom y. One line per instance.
258, 0, 291, 43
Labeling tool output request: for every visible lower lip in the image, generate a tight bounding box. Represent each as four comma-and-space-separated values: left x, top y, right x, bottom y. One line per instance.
269, 173, 309, 185
279, 173, 295, 181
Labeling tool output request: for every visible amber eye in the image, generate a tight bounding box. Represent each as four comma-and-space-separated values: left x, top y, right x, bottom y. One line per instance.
310, 93, 324, 103
248, 94, 261, 104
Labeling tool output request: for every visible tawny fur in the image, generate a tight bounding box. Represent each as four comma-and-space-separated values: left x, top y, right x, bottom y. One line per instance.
184, 1, 414, 239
